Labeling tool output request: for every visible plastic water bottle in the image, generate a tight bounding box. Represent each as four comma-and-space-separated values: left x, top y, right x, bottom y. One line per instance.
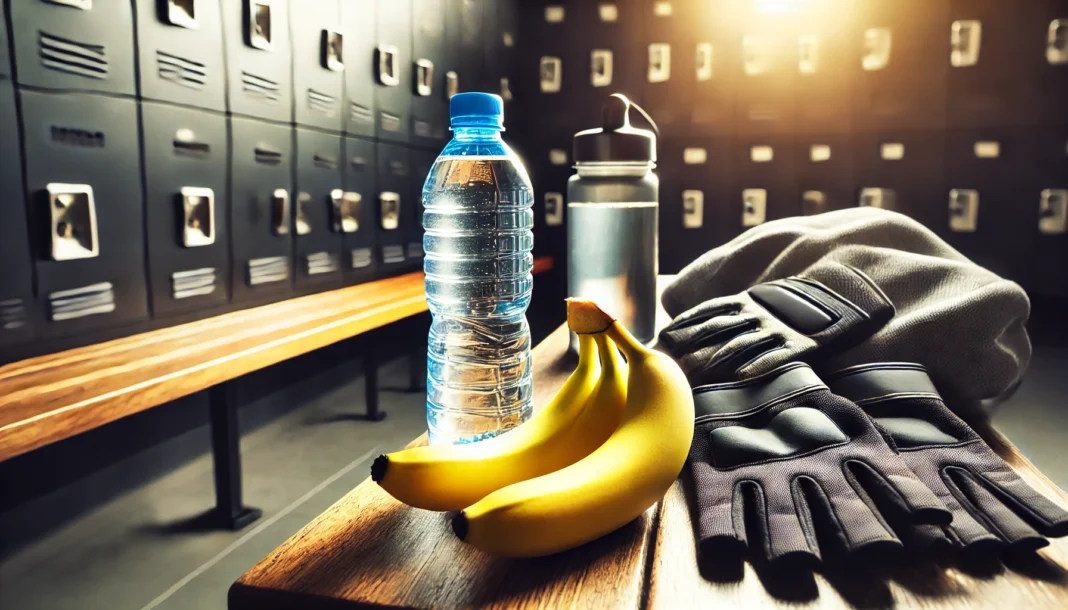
422, 93, 535, 446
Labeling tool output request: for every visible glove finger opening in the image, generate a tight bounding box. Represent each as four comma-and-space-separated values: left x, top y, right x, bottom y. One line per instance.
705, 333, 787, 380
754, 480, 820, 568
661, 314, 757, 355
945, 466, 1057, 552
845, 460, 952, 531
795, 474, 902, 559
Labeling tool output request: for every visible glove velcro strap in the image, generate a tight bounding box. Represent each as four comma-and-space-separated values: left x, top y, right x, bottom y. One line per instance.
827, 363, 941, 406
693, 362, 826, 422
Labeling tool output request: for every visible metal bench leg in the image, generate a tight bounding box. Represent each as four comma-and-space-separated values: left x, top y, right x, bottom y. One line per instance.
361, 355, 387, 421
408, 351, 426, 392
209, 380, 263, 530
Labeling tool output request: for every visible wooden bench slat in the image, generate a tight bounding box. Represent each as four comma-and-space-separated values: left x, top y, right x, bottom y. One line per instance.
0, 257, 555, 463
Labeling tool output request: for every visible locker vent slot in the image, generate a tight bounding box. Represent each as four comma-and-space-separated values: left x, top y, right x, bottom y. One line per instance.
407, 241, 424, 259
306, 252, 341, 275
48, 282, 115, 321
248, 256, 289, 286
173, 138, 211, 158
350, 103, 373, 125
381, 244, 406, 264
254, 146, 283, 165
351, 248, 373, 269
0, 299, 26, 331
157, 51, 207, 89
241, 71, 281, 103
313, 152, 339, 169
171, 267, 217, 299
39, 32, 108, 80
308, 89, 339, 116
379, 112, 401, 132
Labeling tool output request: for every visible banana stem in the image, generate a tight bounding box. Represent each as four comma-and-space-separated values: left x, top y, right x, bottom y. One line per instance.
605, 322, 646, 361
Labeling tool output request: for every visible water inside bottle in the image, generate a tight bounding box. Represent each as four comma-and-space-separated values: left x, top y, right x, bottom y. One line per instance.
423, 156, 535, 445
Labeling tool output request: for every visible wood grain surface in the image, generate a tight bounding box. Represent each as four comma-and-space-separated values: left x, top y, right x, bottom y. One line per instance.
232, 319, 1068, 610
0, 258, 555, 463
230, 323, 656, 610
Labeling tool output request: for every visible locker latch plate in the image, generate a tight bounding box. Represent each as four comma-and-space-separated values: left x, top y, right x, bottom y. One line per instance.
322, 30, 344, 72
742, 189, 767, 227
648, 43, 671, 83
951, 20, 982, 67
540, 56, 562, 93
377, 46, 400, 86
380, 192, 401, 230
859, 187, 895, 210
948, 189, 979, 233
271, 188, 290, 236
415, 59, 434, 96
47, 183, 99, 261
247, 0, 274, 51
180, 187, 216, 247
862, 28, 891, 71
591, 49, 614, 88
545, 193, 564, 226
165, 0, 198, 29
333, 189, 361, 233
1040, 189, 1068, 234
682, 190, 704, 228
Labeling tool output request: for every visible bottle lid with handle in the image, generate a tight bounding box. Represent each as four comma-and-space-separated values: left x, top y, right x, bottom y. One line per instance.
572, 94, 658, 164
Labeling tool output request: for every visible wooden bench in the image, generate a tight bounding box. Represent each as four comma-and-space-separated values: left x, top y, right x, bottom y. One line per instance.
229, 322, 1068, 610
0, 256, 554, 529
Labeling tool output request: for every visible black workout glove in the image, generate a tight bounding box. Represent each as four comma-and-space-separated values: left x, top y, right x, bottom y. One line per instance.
688, 362, 950, 566
661, 264, 893, 386
827, 363, 1068, 552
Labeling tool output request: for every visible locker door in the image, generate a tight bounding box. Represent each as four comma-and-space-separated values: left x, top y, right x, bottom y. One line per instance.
853, 0, 949, 132
374, 0, 413, 143
142, 102, 230, 317
795, 1, 858, 135
514, 1, 584, 136
342, 136, 379, 283
522, 136, 570, 269
948, 0, 1068, 128
794, 136, 855, 215
0, 83, 35, 347
734, 137, 799, 224
221, 0, 294, 123
291, 0, 344, 132
1032, 127, 1068, 297
690, 0, 739, 137
852, 132, 946, 231
376, 143, 413, 273
21, 91, 148, 338
567, 1, 643, 131
638, 0, 693, 137
412, 0, 449, 147
135, 0, 227, 111
342, 0, 377, 138
733, 2, 798, 136
944, 129, 1035, 285
658, 138, 735, 274
230, 117, 295, 305
11, 0, 136, 95
294, 129, 345, 291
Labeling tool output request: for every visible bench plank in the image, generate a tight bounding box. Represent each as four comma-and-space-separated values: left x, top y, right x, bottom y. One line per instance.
229, 323, 655, 610
0, 257, 555, 463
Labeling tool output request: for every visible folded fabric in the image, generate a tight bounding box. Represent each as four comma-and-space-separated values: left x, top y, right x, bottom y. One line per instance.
662, 208, 1031, 407
827, 363, 1068, 552
687, 362, 950, 565
660, 264, 894, 385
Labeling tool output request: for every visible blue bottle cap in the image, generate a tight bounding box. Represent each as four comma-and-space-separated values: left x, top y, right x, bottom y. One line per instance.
449, 92, 504, 129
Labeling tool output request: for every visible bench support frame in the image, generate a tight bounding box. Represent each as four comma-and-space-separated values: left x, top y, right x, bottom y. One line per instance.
209, 381, 263, 530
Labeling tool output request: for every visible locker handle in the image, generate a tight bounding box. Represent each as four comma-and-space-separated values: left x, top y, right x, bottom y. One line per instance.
173, 137, 211, 158
272, 189, 290, 236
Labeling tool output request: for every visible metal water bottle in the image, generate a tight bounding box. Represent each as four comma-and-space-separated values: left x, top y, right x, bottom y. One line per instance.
567, 94, 658, 351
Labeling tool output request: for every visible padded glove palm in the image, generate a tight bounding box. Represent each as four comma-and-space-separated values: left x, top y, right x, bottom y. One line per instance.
828, 363, 1068, 552
661, 265, 893, 386
688, 363, 950, 565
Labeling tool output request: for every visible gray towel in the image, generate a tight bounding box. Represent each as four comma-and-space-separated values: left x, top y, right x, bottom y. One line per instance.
662, 208, 1031, 407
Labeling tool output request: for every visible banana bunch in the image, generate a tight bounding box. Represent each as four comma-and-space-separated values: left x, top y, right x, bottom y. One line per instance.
372, 299, 694, 557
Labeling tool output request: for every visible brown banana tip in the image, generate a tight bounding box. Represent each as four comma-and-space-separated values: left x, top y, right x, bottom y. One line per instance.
371, 455, 389, 483
566, 298, 615, 334
452, 511, 469, 541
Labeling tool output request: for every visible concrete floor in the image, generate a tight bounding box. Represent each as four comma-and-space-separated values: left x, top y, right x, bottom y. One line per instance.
1, 350, 1067, 610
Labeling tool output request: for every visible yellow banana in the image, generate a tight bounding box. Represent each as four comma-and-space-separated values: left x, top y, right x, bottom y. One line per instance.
373, 332, 606, 511
454, 299, 694, 557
